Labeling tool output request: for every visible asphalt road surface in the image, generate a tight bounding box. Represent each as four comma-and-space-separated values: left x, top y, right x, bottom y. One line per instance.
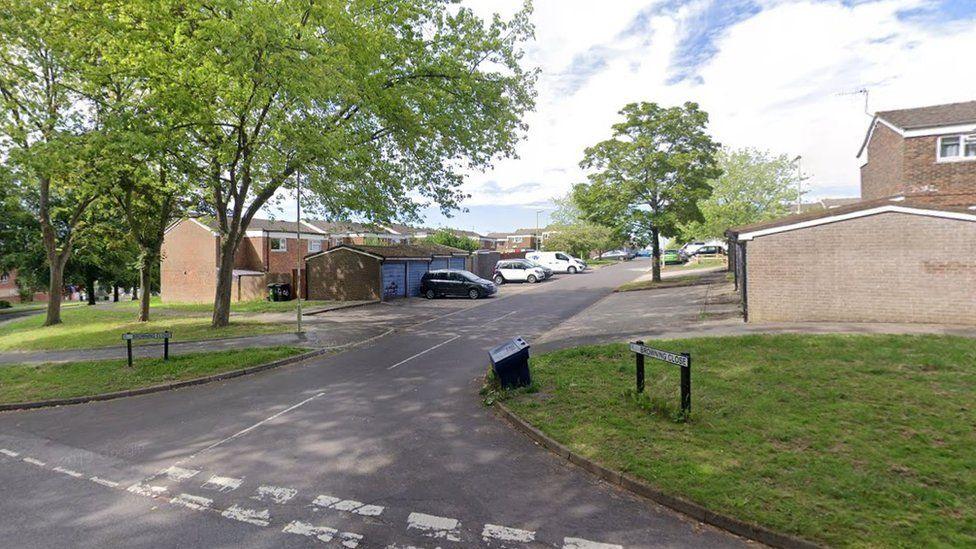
0, 262, 746, 549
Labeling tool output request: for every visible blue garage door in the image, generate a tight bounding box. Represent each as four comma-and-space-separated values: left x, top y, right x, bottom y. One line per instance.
381, 262, 407, 300
430, 258, 449, 270
449, 257, 466, 270
406, 261, 429, 297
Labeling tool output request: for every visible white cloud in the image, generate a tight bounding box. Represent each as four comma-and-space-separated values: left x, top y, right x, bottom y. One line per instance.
460, 0, 976, 206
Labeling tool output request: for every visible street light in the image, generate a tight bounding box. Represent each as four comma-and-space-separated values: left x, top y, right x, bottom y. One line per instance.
792, 155, 802, 214
295, 171, 303, 335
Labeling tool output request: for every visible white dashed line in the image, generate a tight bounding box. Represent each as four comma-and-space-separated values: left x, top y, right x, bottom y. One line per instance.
172, 493, 213, 511
160, 465, 200, 482
90, 477, 120, 488
22, 457, 45, 467
253, 485, 298, 504
482, 523, 536, 543
387, 336, 461, 370
0, 449, 19, 457
52, 466, 83, 478
284, 521, 364, 546
563, 537, 624, 549
201, 475, 243, 492
406, 512, 461, 542
221, 504, 270, 526
127, 483, 168, 498
313, 494, 384, 517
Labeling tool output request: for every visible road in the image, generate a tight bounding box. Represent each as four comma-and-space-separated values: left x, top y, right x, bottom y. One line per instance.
0, 262, 745, 549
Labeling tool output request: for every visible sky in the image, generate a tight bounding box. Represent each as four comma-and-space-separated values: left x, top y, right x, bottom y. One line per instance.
272, 0, 976, 234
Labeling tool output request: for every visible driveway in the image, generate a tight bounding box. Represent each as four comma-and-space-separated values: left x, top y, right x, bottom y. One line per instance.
0, 264, 746, 548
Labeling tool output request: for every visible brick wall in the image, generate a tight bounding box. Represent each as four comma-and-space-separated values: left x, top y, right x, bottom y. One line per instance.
0, 269, 18, 302
235, 237, 264, 271
860, 122, 904, 199
746, 212, 976, 324
161, 220, 218, 303
903, 135, 976, 196
306, 249, 381, 301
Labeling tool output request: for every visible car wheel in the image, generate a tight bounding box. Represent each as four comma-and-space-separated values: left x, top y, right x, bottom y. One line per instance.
567, 266, 577, 274
468, 288, 480, 300
527, 275, 537, 283
493, 274, 504, 285
425, 289, 435, 299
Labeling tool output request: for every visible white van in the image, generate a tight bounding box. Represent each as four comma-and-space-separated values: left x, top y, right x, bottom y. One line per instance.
525, 251, 586, 274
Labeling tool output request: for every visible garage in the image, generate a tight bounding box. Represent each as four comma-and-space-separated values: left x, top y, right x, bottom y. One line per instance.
306, 243, 471, 302
729, 197, 976, 325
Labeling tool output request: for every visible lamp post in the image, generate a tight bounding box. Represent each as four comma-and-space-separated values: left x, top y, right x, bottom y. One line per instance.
535, 209, 543, 249
792, 155, 802, 214
295, 171, 303, 335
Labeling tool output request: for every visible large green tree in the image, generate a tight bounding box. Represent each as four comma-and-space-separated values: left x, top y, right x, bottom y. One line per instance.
575, 102, 721, 281
678, 148, 801, 240
425, 229, 479, 252
542, 222, 616, 259
98, 0, 536, 327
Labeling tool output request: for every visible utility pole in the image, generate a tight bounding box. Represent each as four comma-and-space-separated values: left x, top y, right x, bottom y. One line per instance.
535, 209, 543, 249
295, 171, 303, 335
793, 155, 802, 214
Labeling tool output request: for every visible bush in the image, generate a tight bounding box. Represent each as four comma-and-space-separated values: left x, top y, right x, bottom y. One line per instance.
0, 301, 11, 309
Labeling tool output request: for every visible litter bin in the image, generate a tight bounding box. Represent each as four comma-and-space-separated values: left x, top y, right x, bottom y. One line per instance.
278, 283, 292, 301
489, 336, 531, 389
267, 283, 284, 302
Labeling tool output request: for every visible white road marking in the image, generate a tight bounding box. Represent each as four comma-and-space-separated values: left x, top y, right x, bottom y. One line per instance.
171, 493, 213, 511
387, 336, 461, 370
52, 466, 83, 478
562, 537, 623, 549
160, 465, 199, 482
312, 494, 384, 516
253, 485, 297, 504
221, 504, 270, 526
482, 523, 536, 543
484, 310, 519, 325
201, 475, 242, 492
90, 477, 120, 488
406, 512, 461, 542
0, 449, 19, 457
338, 532, 364, 548
22, 457, 45, 467
283, 520, 339, 542
127, 483, 167, 498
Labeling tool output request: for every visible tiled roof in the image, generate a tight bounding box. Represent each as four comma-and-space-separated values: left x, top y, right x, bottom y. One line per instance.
877, 100, 976, 130
323, 243, 470, 259
306, 220, 394, 235
727, 192, 976, 236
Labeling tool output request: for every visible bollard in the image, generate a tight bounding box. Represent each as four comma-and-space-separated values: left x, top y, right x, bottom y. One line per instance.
635, 340, 645, 393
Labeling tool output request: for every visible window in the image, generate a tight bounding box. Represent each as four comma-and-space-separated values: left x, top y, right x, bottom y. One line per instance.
0, 272, 8, 283
938, 134, 976, 161
269, 237, 287, 252
308, 240, 322, 253
555, 253, 569, 261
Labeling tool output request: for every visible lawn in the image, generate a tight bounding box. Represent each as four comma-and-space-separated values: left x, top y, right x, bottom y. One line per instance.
663, 256, 727, 271
502, 334, 976, 547
0, 301, 83, 316
112, 297, 344, 314
0, 304, 295, 351
615, 274, 703, 292
0, 346, 304, 404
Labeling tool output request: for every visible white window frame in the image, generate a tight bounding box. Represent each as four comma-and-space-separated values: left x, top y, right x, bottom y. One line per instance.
936, 134, 976, 162
269, 237, 288, 252
308, 239, 323, 253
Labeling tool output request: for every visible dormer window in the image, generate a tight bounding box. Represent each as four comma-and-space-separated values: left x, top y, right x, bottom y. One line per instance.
937, 134, 976, 161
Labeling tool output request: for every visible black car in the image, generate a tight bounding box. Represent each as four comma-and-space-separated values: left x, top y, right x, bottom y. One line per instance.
420, 269, 497, 299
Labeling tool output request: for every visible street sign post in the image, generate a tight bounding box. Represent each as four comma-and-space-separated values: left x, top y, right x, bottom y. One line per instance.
629, 340, 691, 416
122, 331, 172, 367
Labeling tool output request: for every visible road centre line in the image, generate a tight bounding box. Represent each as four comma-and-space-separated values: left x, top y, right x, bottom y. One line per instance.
387, 336, 461, 370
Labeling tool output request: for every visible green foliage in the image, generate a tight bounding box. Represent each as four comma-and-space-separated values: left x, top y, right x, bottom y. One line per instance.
542, 222, 616, 258
678, 148, 801, 240
0, 301, 11, 309
574, 102, 722, 279
425, 229, 478, 252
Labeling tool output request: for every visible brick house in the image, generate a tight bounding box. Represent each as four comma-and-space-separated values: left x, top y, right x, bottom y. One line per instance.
729, 100, 976, 325
0, 269, 19, 303
487, 229, 541, 252
161, 217, 329, 303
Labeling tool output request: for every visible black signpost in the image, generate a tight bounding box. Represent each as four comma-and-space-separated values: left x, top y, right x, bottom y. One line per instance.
122, 331, 172, 367
630, 340, 691, 415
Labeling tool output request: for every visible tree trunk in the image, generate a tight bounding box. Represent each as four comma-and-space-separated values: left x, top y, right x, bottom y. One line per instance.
43, 258, 66, 326
86, 277, 97, 306
132, 286, 139, 300
212, 237, 238, 327
138, 260, 153, 322
651, 227, 662, 282
113, 285, 120, 302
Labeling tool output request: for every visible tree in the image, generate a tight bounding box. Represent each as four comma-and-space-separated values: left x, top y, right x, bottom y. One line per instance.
100, 0, 536, 327
575, 102, 721, 282
678, 148, 801, 241
0, 0, 107, 325
425, 229, 479, 252
542, 222, 615, 259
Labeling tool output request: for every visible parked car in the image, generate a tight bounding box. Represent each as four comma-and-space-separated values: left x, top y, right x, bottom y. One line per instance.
525, 251, 587, 274
524, 259, 554, 279
599, 249, 635, 261
493, 260, 547, 284
691, 245, 725, 257
420, 269, 497, 299
662, 249, 684, 265
635, 249, 652, 257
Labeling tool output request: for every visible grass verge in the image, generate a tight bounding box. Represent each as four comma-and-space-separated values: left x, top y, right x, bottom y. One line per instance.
615, 274, 704, 292
0, 346, 304, 404
501, 334, 976, 547
664, 257, 727, 271
115, 297, 344, 314
0, 305, 293, 351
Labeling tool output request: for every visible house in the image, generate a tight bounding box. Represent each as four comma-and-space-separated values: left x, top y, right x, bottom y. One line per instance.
305, 243, 470, 301
729, 100, 976, 325
488, 228, 542, 252
161, 217, 329, 303
0, 269, 49, 304
306, 221, 410, 247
